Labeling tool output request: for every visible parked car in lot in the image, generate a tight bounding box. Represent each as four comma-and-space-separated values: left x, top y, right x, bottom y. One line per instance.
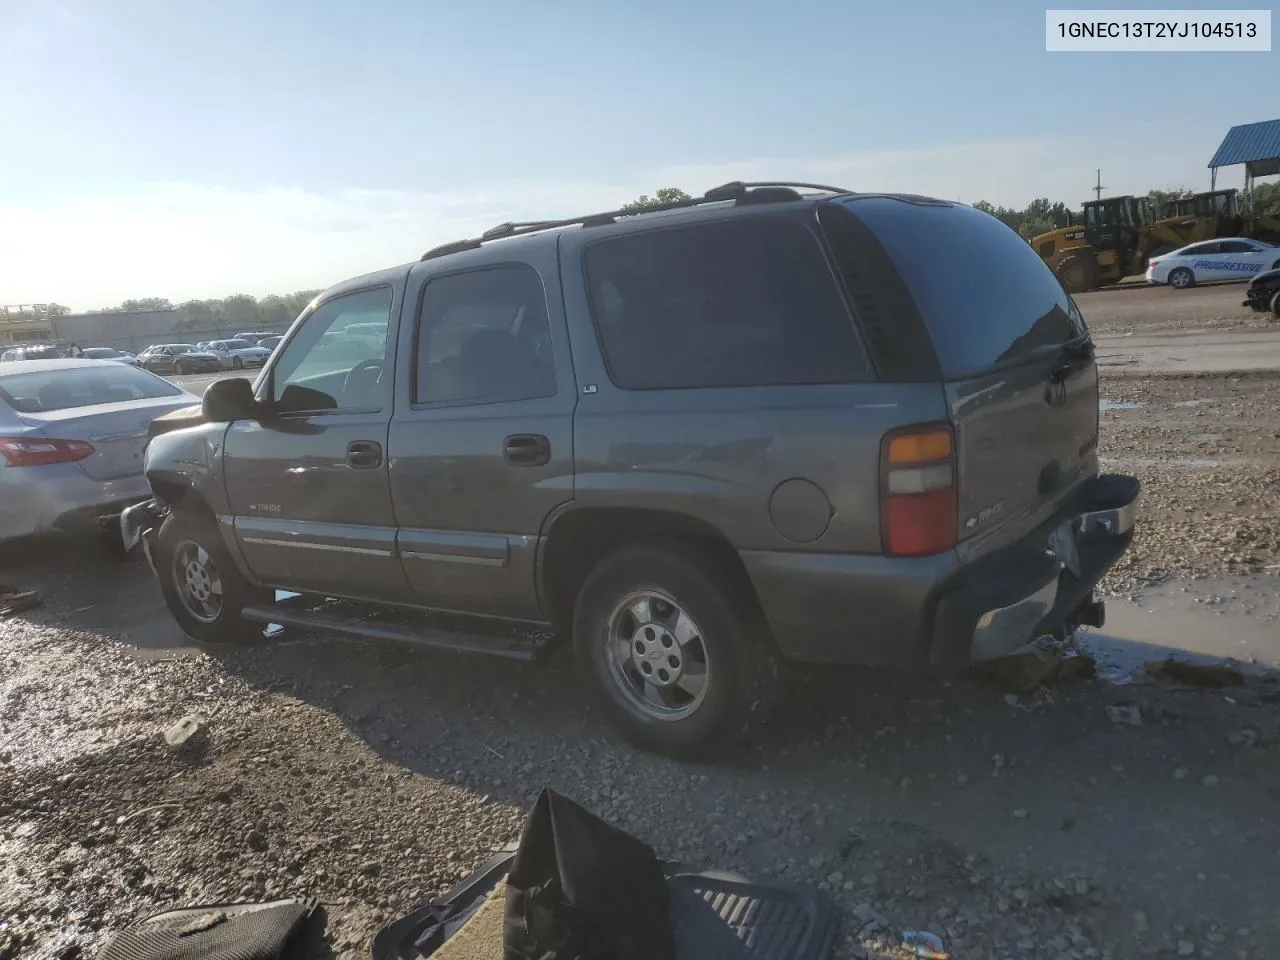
1146, 237, 1280, 289
82, 347, 140, 366
256, 334, 283, 352
137, 343, 222, 375
1243, 267, 1280, 319
1, 344, 69, 363
233, 331, 281, 346
123, 182, 1140, 759
206, 338, 272, 370
0, 359, 199, 545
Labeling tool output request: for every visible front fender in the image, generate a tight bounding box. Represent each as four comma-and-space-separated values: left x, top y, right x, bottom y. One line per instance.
144, 420, 233, 518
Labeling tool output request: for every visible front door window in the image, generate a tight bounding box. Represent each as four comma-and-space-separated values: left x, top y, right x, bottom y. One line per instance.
267, 287, 393, 413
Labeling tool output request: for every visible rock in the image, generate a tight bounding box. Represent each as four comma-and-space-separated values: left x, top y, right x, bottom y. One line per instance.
1174, 767, 1189, 781
245, 829, 267, 852
1012, 808, 1029, 820
359, 860, 382, 876
1178, 941, 1196, 956
163, 715, 201, 747
1106, 705, 1143, 727
1201, 775, 1220, 787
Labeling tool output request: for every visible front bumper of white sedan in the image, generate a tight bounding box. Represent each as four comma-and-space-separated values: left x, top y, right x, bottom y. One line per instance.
0, 461, 153, 542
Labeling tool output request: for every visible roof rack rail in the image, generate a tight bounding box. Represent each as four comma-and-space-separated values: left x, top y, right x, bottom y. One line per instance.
419, 180, 854, 261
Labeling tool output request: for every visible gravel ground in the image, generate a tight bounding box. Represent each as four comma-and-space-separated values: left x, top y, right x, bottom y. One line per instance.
1097, 372, 1280, 594
1077, 282, 1275, 336
4, 285, 1280, 960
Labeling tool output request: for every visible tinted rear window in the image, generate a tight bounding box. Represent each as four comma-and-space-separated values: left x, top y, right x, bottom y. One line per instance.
583, 215, 868, 390
833, 197, 1086, 379
0, 365, 184, 412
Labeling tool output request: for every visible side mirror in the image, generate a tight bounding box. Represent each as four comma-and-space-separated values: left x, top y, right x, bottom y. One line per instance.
202, 377, 258, 423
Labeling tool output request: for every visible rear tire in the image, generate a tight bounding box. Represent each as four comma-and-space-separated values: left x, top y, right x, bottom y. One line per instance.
156, 511, 270, 645
233, 357, 244, 370
1168, 267, 1195, 289
572, 543, 777, 761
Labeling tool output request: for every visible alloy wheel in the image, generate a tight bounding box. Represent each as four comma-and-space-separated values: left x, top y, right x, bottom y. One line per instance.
605, 590, 711, 721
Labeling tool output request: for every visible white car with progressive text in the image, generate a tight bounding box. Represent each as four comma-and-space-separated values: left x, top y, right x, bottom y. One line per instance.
1146, 237, 1280, 289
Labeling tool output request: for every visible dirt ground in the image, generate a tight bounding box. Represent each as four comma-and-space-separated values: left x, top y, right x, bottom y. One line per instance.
4, 281, 1280, 960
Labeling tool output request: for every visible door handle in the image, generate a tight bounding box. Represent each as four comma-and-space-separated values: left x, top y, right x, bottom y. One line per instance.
503, 434, 550, 466
346, 440, 383, 469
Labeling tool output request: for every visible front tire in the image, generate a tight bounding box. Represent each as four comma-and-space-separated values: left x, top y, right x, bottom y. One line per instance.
1270, 289, 1280, 321
233, 357, 244, 370
1056, 255, 1096, 294
572, 544, 776, 761
1168, 267, 1195, 290
156, 512, 270, 645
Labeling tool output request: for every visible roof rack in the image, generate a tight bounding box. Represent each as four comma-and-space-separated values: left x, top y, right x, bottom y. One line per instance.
419, 181, 854, 261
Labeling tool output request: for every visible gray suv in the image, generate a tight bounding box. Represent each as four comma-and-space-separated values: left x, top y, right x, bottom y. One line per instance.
121, 182, 1139, 759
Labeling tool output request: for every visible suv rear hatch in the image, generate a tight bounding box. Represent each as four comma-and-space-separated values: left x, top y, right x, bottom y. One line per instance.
823, 196, 1100, 557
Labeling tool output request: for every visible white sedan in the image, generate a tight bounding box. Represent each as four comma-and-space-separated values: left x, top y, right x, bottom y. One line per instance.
1146, 237, 1280, 289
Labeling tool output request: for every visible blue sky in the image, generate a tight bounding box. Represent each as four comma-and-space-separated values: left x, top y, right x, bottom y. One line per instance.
2, 0, 1276, 309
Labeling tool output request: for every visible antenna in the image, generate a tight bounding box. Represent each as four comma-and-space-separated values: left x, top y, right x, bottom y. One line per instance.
1093, 169, 1106, 201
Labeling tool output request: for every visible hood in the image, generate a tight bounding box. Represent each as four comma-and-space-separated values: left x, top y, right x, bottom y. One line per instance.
1249, 267, 1280, 287
147, 402, 206, 440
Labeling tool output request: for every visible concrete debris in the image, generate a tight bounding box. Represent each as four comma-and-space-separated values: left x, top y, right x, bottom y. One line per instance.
163, 715, 201, 747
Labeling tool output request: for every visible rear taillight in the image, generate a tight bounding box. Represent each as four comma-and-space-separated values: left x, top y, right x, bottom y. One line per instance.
0, 437, 95, 467
1148, 259, 1159, 269
879, 424, 957, 557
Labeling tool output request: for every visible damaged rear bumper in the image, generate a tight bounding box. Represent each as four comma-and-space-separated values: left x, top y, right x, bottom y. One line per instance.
119, 498, 167, 575
932, 473, 1141, 669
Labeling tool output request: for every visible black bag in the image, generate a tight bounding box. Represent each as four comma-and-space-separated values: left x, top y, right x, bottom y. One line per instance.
503, 790, 675, 960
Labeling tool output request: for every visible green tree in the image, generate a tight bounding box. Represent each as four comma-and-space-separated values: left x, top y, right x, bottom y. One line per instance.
220, 294, 259, 327
1243, 180, 1280, 216
176, 299, 219, 331
119, 297, 174, 312
621, 187, 692, 213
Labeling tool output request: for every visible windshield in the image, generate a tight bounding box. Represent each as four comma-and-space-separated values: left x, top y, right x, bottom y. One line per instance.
170, 344, 195, 353
225, 339, 253, 349
0, 364, 185, 412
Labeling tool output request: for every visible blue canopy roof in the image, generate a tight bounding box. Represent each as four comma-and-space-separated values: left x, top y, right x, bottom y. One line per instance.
1208, 119, 1280, 177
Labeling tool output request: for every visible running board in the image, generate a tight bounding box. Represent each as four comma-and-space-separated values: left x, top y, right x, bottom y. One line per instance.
239, 603, 540, 661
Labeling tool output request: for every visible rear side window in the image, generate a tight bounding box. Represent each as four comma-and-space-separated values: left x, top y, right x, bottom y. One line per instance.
414, 265, 556, 405
583, 216, 868, 390
0, 365, 184, 412
832, 197, 1085, 379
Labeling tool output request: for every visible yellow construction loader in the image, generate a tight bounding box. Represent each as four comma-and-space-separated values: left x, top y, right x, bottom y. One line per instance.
1031, 195, 1146, 293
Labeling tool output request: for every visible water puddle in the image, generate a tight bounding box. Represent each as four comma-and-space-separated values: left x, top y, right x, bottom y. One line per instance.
1100, 399, 1141, 411
1080, 575, 1280, 679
